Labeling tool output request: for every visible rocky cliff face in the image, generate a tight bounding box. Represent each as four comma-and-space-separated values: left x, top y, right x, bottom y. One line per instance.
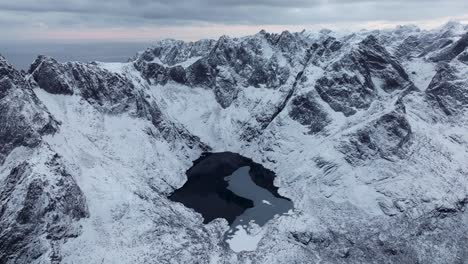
0, 56, 57, 163
1, 22, 468, 264
0, 56, 87, 264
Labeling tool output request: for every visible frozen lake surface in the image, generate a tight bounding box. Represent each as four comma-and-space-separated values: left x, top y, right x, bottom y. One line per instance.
169, 152, 293, 252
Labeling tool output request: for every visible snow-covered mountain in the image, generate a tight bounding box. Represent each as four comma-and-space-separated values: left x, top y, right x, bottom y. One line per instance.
1, 21, 468, 263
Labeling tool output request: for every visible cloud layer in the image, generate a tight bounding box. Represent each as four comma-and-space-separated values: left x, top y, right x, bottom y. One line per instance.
1, 0, 468, 41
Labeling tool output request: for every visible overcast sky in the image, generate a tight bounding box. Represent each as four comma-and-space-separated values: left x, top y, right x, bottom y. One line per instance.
0, 0, 467, 42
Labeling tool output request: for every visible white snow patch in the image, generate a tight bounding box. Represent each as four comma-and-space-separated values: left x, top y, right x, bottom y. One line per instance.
226, 224, 265, 253
151, 57, 169, 66
403, 58, 436, 91
97, 62, 128, 74
175, 56, 202, 68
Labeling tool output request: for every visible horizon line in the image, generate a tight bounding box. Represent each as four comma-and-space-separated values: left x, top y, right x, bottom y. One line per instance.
4, 17, 468, 43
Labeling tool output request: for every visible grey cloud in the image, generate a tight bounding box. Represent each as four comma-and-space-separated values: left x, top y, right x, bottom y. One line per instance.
1, 0, 467, 25
0, 0, 467, 41
127, 0, 468, 25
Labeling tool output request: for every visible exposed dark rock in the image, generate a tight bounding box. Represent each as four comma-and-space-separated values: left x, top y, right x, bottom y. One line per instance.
394, 35, 422, 59
418, 38, 453, 58
313, 35, 412, 117
134, 61, 169, 85
289, 92, 330, 134
356, 35, 410, 91
134, 60, 191, 86
426, 63, 468, 115
31, 56, 210, 153
168, 65, 187, 84
245, 69, 307, 141
288, 198, 468, 264
315, 73, 373, 116
265, 30, 309, 66
134, 33, 299, 109
29, 56, 74, 95
68, 62, 136, 110
31, 56, 137, 112
340, 106, 412, 164
431, 32, 468, 62
134, 39, 216, 66
140, 98, 210, 151
186, 58, 217, 87
248, 59, 290, 88
458, 50, 468, 64
309, 37, 343, 65
0, 155, 88, 264
0, 55, 58, 163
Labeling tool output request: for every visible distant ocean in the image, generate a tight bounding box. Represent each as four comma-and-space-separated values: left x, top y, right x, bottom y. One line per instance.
0, 41, 151, 70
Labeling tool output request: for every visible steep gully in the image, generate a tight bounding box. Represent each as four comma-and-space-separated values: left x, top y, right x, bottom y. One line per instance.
252, 46, 314, 138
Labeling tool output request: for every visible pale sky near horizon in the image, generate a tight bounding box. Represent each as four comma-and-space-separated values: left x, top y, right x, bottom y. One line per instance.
1, 0, 467, 69
1, 0, 468, 42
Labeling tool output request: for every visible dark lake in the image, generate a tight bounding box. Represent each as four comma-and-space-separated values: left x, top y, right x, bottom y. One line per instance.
169, 152, 294, 251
